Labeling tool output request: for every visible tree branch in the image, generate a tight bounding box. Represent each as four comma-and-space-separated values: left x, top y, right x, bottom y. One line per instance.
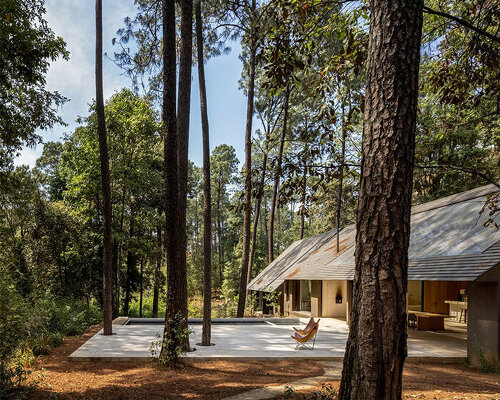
415, 164, 500, 190
423, 5, 500, 44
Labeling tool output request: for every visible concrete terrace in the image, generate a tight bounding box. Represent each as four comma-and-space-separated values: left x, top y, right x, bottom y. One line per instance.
69, 318, 467, 362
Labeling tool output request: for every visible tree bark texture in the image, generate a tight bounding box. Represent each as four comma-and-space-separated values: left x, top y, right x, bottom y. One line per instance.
174, 0, 193, 351
161, 0, 182, 358
95, 0, 113, 336
196, 0, 213, 346
268, 86, 290, 263
236, 37, 257, 318
338, 1, 423, 399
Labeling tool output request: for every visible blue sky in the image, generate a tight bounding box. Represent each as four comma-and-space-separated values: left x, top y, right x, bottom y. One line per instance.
15, 0, 248, 168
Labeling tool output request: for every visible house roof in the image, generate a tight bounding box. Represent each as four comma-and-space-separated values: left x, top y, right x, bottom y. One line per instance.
248, 184, 500, 291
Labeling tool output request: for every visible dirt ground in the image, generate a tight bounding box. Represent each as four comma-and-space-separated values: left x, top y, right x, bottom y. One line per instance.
28, 326, 500, 400
28, 326, 324, 400
272, 363, 500, 399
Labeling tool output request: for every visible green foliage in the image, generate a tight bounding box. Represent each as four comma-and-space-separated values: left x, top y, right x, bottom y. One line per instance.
129, 295, 166, 318
0, 280, 29, 395
0, 274, 100, 396
150, 313, 193, 366
263, 290, 281, 308
0, 0, 69, 170
414, 0, 500, 201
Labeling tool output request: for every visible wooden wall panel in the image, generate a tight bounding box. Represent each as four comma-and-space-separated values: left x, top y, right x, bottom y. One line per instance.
423, 281, 468, 314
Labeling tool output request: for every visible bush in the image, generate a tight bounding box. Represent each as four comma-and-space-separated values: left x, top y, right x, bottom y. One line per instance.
0, 280, 30, 396
0, 282, 101, 396
128, 295, 166, 318
151, 312, 193, 366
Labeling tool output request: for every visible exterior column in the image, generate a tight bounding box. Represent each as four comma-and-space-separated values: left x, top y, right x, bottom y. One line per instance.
467, 265, 500, 369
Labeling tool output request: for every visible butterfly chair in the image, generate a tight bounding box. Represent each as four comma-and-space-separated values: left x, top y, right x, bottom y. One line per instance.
293, 317, 320, 336
291, 321, 319, 350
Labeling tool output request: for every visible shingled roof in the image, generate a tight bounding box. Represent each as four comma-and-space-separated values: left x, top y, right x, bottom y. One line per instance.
248, 184, 500, 291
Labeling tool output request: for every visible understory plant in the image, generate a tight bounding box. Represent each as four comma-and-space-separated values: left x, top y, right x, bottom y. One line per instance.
0, 278, 102, 397
150, 312, 193, 366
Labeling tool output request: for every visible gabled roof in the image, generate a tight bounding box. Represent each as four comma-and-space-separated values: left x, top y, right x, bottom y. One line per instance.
248, 184, 500, 291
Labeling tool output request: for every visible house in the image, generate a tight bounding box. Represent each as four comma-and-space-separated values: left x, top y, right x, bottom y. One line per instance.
248, 184, 500, 367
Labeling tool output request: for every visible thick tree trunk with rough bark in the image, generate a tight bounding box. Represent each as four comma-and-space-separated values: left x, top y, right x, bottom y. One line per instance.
236, 35, 257, 318
196, 0, 213, 346
268, 86, 290, 263
161, 0, 183, 358
174, 0, 193, 351
338, 1, 423, 399
95, 0, 113, 335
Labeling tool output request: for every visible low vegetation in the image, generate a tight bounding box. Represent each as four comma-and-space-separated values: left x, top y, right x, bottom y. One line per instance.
0, 279, 100, 397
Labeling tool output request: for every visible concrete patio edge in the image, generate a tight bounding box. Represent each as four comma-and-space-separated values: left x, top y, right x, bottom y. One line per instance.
68, 355, 467, 363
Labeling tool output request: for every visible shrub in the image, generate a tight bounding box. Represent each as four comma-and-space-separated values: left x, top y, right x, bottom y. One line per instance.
128, 295, 166, 318
151, 312, 193, 366
0, 284, 101, 396
0, 280, 30, 396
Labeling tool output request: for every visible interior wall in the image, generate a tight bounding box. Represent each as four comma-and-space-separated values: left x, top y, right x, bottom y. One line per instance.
408, 281, 422, 311
322, 280, 347, 318
310, 280, 321, 317
423, 281, 467, 314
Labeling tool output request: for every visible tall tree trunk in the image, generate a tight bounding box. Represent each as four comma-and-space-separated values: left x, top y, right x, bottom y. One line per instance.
124, 216, 136, 317
139, 257, 143, 318
248, 142, 269, 285
236, 15, 257, 317
112, 239, 118, 319
162, 0, 193, 355
217, 176, 223, 286
268, 86, 290, 263
116, 243, 121, 313
335, 103, 346, 252
117, 187, 126, 315
196, 0, 213, 346
276, 191, 281, 254
95, 0, 112, 335
161, 0, 181, 359
175, 0, 193, 351
153, 222, 162, 318
299, 162, 306, 240
338, 1, 423, 399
